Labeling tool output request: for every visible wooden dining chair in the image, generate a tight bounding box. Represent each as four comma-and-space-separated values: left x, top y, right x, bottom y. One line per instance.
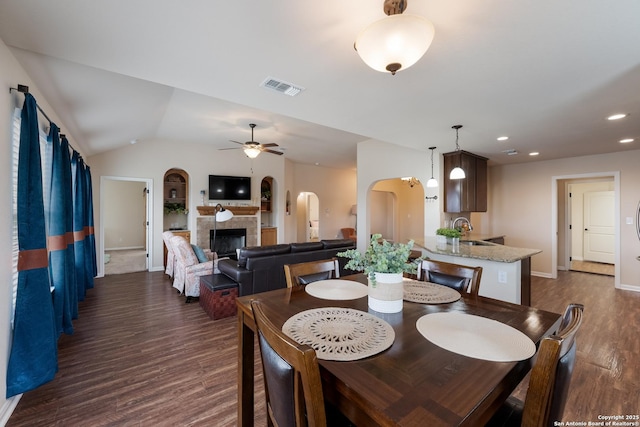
416, 259, 483, 297
284, 258, 340, 288
251, 300, 352, 427
487, 303, 584, 427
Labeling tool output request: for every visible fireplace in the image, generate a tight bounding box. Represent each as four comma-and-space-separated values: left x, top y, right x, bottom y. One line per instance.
211, 228, 246, 259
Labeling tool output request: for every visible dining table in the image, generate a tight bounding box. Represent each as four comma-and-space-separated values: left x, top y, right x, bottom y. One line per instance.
236, 274, 561, 426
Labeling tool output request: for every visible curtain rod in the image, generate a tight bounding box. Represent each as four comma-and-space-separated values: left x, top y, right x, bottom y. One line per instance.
9, 83, 80, 155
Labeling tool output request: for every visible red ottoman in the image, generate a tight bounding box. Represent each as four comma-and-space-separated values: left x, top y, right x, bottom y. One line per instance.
199, 274, 238, 320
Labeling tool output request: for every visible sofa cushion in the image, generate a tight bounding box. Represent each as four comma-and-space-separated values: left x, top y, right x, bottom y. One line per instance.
322, 239, 357, 249
237, 244, 291, 268
290, 242, 324, 253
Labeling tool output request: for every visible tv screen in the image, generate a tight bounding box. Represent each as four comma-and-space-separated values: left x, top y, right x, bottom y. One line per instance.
208, 175, 251, 200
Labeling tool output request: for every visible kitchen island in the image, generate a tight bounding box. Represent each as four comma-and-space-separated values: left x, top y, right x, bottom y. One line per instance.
413, 236, 541, 305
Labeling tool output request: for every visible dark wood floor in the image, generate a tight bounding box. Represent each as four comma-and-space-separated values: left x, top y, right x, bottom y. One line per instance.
7, 270, 640, 426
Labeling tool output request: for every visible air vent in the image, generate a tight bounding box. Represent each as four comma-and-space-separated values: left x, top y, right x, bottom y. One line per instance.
502, 149, 519, 156
260, 77, 305, 97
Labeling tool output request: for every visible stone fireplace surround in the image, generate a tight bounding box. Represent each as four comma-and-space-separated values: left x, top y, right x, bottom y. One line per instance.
196, 215, 258, 251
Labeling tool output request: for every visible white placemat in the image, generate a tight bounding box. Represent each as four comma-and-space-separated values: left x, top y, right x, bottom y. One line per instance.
416, 312, 536, 362
305, 279, 368, 300
403, 278, 461, 304
283, 307, 395, 361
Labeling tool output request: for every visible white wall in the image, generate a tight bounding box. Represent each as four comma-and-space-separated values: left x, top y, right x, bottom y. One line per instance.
103, 180, 147, 250
489, 150, 640, 289
356, 140, 442, 252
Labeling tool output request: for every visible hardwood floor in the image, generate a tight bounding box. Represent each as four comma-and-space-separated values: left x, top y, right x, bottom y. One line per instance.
6, 272, 266, 427
7, 270, 640, 425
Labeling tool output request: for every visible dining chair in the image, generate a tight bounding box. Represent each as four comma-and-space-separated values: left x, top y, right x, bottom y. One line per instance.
416, 259, 483, 296
284, 258, 340, 288
486, 303, 584, 427
251, 300, 352, 427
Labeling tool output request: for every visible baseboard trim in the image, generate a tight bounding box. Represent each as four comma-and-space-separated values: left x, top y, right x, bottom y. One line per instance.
620, 283, 640, 293
532, 271, 553, 279
0, 394, 22, 426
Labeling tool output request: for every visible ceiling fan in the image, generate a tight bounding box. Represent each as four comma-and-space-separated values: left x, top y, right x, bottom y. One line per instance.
220, 123, 283, 159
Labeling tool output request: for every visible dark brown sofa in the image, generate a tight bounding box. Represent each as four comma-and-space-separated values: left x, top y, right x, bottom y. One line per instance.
217, 239, 356, 296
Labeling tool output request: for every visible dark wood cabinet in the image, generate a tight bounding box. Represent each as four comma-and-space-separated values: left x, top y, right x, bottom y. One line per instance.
443, 150, 488, 213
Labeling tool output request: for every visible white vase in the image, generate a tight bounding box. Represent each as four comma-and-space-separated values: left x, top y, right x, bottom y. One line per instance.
368, 272, 404, 313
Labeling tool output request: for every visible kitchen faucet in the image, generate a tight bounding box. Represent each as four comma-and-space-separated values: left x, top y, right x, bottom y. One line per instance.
452, 217, 473, 233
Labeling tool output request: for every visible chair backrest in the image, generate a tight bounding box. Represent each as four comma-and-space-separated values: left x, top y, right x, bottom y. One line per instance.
251, 300, 327, 427
170, 235, 198, 267
417, 259, 483, 296
340, 228, 356, 240
522, 303, 584, 427
284, 258, 340, 288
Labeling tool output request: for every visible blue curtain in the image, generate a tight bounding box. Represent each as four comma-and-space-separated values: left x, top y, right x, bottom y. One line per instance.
61, 136, 79, 320
84, 163, 97, 285
48, 126, 76, 336
71, 150, 95, 301
6, 93, 58, 397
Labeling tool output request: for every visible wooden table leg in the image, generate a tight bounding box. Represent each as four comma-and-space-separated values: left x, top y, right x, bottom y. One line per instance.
237, 308, 255, 427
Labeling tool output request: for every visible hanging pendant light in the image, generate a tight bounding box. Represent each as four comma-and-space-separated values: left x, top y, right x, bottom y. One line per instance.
450, 125, 466, 180
354, 0, 435, 75
426, 146, 438, 188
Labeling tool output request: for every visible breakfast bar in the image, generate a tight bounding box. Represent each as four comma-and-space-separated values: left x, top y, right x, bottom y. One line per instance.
414, 236, 541, 305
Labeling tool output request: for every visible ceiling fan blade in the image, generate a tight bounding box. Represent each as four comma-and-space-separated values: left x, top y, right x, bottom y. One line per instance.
229, 140, 245, 146
261, 143, 279, 148
264, 149, 284, 155
218, 147, 241, 151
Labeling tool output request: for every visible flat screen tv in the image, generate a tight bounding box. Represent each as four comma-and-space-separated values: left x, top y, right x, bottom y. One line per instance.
208, 175, 251, 200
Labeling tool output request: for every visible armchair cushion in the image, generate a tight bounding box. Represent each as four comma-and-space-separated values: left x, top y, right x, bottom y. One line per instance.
191, 244, 208, 263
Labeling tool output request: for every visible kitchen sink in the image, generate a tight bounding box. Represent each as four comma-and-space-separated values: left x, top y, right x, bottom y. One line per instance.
459, 240, 495, 246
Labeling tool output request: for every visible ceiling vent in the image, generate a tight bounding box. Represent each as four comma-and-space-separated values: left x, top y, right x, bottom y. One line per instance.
502, 149, 519, 156
260, 77, 305, 97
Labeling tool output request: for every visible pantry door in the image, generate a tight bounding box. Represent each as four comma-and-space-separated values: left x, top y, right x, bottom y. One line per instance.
583, 191, 614, 264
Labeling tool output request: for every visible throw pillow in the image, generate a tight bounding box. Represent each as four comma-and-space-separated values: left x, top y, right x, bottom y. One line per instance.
191, 244, 208, 263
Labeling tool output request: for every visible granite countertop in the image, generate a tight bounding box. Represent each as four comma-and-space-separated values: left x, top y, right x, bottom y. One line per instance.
413, 236, 541, 263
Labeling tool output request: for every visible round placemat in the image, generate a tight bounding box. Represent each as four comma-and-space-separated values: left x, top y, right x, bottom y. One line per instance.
283, 307, 395, 361
416, 312, 536, 362
305, 279, 368, 300
403, 278, 461, 304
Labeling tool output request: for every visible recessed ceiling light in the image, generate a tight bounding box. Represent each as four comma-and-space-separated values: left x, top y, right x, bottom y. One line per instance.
620, 138, 634, 143
529, 152, 539, 156
607, 113, 628, 120
497, 136, 509, 141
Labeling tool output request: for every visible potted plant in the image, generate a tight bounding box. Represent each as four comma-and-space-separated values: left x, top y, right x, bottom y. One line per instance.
338, 234, 421, 313
164, 203, 189, 215
436, 227, 461, 245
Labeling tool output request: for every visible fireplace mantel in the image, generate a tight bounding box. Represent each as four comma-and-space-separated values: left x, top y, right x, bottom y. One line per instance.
196, 205, 259, 216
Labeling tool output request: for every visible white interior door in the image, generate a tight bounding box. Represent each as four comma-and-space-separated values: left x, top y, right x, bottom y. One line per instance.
583, 191, 614, 263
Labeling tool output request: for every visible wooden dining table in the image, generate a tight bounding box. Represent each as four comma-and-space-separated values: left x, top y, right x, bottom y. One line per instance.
236, 274, 561, 426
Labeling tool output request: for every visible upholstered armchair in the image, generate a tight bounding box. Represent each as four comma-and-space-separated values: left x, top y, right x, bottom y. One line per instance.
162, 231, 176, 278
170, 235, 219, 302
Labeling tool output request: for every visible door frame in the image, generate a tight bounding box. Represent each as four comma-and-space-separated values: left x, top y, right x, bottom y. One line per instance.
100, 176, 153, 277
551, 171, 620, 288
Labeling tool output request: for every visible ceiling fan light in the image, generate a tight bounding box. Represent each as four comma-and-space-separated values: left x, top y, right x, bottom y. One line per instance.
450, 167, 466, 180
243, 147, 261, 158
355, 14, 435, 75
426, 177, 438, 188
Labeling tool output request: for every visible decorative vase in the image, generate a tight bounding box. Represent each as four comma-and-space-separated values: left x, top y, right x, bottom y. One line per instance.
368, 272, 404, 313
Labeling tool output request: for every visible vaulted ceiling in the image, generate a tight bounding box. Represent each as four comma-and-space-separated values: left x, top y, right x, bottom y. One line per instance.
1, 0, 639, 169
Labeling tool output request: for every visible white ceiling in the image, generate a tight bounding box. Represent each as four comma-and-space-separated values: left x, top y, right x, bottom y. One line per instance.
1, 0, 639, 169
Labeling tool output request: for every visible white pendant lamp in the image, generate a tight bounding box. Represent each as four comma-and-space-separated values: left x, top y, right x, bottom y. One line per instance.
450, 125, 466, 180
426, 146, 438, 188
355, 0, 435, 75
